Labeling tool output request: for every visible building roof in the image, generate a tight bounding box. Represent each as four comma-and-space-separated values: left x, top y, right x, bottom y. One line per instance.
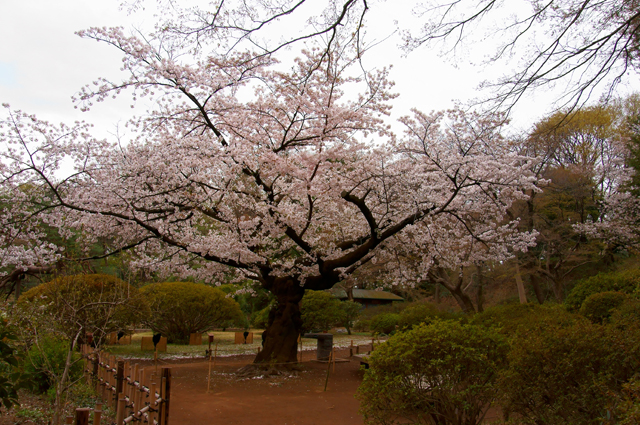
332, 288, 404, 301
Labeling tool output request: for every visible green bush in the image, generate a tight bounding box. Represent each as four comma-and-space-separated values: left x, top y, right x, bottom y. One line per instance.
141, 281, 243, 343
18, 274, 143, 344
565, 268, 640, 312
357, 320, 508, 425
396, 302, 459, 331
471, 302, 582, 336
579, 291, 628, 323
300, 291, 344, 333
498, 320, 640, 425
23, 335, 83, 394
369, 313, 399, 335
610, 298, 640, 328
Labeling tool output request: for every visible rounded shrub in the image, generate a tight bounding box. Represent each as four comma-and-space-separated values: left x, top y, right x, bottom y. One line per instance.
300, 291, 344, 333
565, 268, 640, 312
369, 313, 399, 335
579, 291, 628, 323
357, 320, 508, 425
498, 320, 640, 425
18, 274, 143, 344
397, 302, 458, 331
141, 281, 243, 344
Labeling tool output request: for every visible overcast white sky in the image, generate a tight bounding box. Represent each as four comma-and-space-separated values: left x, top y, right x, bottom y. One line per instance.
0, 0, 587, 141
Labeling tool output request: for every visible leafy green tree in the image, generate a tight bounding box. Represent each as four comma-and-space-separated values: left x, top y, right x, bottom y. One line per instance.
300, 291, 344, 333
357, 320, 508, 425
141, 281, 243, 343
511, 105, 621, 302
339, 300, 361, 335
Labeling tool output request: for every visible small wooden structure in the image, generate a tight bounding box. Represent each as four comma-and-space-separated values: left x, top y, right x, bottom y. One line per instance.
107, 332, 132, 345
188, 333, 202, 345
141, 336, 167, 352
234, 331, 253, 344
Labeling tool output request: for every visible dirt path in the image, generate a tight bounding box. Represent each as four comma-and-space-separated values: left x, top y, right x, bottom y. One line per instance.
168, 348, 365, 425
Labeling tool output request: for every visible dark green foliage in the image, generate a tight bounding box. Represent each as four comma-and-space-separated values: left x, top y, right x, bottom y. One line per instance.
340, 300, 361, 335
369, 313, 399, 335
397, 302, 458, 331
0, 320, 29, 410
300, 291, 344, 333
251, 303, 273, 329
579, 291, 628, 323
23, 335, 82, 395
141, 281, 243, 343
357, 320, 508, 425
471, 302, 583, 336
610, 298, 640, 327
565, 268, 640, 311
611, 375, 640, 425
498, 320, 640, 425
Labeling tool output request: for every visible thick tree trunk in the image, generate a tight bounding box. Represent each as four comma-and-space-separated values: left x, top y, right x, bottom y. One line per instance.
445, 284, 476, 313
254, 278, 304, 366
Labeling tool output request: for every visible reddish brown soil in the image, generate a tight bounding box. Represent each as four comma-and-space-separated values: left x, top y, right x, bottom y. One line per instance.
169, 348, 365, 425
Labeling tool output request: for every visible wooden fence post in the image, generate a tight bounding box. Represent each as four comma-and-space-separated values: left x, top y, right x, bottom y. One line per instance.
160, 367, 171, 425
116, 360, 124, 401
75, 408, 91, 425
116, 397, 126, 425
93, 408, 102, 425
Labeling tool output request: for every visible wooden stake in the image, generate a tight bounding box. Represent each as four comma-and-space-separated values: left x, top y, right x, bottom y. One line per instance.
323, 351, 332, 392
207, 350, 212, 393
332, 347, 336, 373
350, 340, 353, 357
93, 408, 102, 425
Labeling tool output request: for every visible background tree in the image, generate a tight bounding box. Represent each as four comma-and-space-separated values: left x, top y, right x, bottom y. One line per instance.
408, 0, 640, 112
509, 104, 626, 301
141, 281, 243, 343
340, 300, 361, 335
300, 291, 345, 333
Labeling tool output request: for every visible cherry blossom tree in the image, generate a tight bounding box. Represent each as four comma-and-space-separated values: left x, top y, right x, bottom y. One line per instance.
1, 21, 540, 367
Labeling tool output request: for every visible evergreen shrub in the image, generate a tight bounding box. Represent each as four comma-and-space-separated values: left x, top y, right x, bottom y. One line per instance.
498, 320, 640, 425
579, 291, 628, 323
369, 313, 399, 335
141, 281, 243, 343
357, 320, 507, 425
565, 268, 640, 312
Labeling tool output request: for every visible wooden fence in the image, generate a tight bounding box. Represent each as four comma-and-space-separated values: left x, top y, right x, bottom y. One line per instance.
81, 345, 171, 425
